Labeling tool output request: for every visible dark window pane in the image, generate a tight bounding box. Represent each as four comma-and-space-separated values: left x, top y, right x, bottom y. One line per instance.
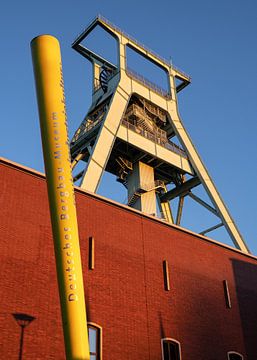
163, 341, 170, 359
170, 342, 180, 360
163, 340, 180, 360
229, 354, 243, 360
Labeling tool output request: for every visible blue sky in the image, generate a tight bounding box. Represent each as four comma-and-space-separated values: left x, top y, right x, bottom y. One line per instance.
1, 0, 257, 254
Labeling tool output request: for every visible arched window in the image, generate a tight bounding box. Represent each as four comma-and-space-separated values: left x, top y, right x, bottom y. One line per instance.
161, 338, 181, 360
88, 323, 102, 360
228, 351, 243, 360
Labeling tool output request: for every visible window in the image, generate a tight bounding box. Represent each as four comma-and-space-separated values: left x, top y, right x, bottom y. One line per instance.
88, 323, 102, 360
228, 352, 243, 360
161, 338, 181, 360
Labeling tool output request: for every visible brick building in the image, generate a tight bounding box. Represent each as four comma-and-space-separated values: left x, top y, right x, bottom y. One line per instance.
1, 157, 257, 359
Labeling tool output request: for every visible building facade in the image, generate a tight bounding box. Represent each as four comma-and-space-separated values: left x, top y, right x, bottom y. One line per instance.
1, 157, 257, 359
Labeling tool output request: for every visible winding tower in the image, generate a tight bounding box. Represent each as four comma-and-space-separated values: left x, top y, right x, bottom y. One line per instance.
70, 15, 249, 253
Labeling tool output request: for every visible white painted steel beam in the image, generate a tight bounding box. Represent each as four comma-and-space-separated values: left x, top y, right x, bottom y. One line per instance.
80, 88, 129, 192
116, 125, 194, 175
166, 96, 249, 252
71, 16, 249, 253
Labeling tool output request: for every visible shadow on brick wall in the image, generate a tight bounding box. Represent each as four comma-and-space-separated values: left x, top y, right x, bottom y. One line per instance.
12, 313, 36, 360
232, 259, 257, 359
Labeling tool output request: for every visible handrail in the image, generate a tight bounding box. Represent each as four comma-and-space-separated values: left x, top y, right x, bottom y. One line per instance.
129, 180, 165, 194
126, 104, 166, 136
98, 15, 191, 81
71, 116, 102, 143
99, 15, 170, 66
126, 67, 170, 98
73, 15, 191, 82
121, 119, 188, 159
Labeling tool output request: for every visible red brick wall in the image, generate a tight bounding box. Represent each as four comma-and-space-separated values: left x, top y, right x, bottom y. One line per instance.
1, 159, 257, 359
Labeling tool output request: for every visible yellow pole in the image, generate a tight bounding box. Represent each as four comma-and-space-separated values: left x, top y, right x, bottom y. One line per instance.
31, 35, 90, 360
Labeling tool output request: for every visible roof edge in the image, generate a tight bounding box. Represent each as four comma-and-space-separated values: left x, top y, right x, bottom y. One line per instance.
1, 156, 255, 261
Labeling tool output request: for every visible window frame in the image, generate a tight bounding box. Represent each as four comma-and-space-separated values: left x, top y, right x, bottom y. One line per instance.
161, 337, 182, 360
87, 322, 102, 360
227, 351, 244, 360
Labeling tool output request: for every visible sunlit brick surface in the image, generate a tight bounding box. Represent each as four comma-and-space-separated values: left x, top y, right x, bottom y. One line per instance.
1, 159, 257, 359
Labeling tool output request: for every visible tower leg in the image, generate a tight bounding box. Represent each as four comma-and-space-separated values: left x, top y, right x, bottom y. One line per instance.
80, 87, 129, 192
167, 109, 249, 253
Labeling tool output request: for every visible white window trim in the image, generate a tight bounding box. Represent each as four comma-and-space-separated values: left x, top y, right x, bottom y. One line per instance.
88, 322, 103, 359
161, 337, 182, 360
227, 351, 244, 359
